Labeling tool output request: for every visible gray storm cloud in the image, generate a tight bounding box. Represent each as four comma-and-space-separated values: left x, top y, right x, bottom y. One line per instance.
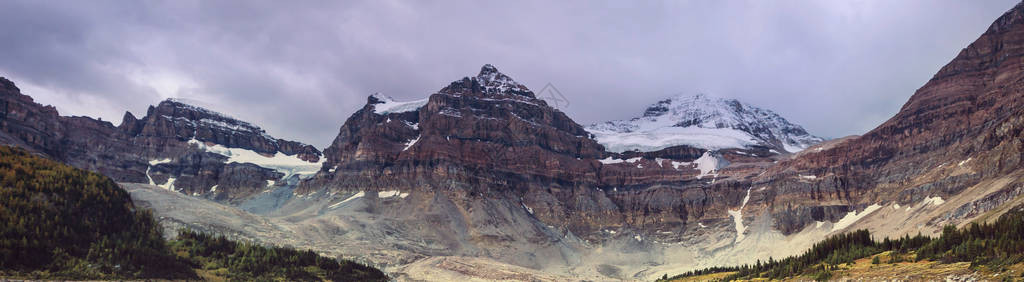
0, 0, 1017, 147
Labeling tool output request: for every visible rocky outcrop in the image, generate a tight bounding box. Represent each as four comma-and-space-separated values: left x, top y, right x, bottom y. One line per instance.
0, 77, 66, 157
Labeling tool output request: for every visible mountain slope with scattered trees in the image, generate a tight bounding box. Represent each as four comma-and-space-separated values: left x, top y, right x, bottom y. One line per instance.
660, 206, 1024, 281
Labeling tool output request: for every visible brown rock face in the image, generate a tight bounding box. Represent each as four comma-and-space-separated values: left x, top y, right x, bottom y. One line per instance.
0, 80, 321, 202
0, 77, 65, 157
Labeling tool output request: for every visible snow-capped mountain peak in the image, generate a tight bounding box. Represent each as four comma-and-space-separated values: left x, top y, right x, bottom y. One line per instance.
587, 94, 823, 153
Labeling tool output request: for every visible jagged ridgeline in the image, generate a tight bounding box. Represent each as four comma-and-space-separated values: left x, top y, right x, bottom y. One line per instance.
0, 146, 388, 281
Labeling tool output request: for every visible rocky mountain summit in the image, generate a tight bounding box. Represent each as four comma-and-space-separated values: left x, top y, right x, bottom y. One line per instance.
0, 82, 322, 202
587, 94, 824, 153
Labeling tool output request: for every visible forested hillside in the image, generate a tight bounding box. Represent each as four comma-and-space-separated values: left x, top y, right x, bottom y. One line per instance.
0, 146, 387, 281
0, 145, 193, 279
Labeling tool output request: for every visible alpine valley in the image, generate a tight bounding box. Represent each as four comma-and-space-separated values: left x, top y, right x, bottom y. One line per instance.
4, 3, 1024, 281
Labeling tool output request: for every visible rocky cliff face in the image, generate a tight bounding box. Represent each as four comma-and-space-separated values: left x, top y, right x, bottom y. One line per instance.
0, 81, 323, 203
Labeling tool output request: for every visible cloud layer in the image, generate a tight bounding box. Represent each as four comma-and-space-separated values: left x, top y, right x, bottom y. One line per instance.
0, 0, 1017, 147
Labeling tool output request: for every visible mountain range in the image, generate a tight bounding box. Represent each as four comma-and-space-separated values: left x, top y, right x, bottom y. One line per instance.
3, 3, 1024, 280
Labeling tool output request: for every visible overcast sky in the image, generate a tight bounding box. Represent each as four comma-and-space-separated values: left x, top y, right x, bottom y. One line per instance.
0, 1, 1018, 147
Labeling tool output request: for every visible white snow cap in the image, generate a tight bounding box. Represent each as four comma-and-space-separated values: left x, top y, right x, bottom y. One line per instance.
587, 93, 823, 153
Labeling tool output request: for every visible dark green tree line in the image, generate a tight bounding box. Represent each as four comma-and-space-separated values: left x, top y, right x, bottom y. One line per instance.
170, 229, 388, 281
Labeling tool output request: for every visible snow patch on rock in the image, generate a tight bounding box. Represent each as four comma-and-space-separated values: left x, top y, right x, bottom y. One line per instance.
522, 203, 534, 215
923, 196, 945, 206
379, 190, 409, 199
146, 158, 173, 186
599, 157, 625, 164
958, 158, 973, 167
670, 161, 691, 170
329, 191, 365, 209
403, 135, 421, 151
158, 177, 176, 191
693, 151, 728, 179
728, 187, 753, 242
831, 204, 883, 232
149, 158, 172, 166
371, 93, 429, 115
188, 138, 324, 179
